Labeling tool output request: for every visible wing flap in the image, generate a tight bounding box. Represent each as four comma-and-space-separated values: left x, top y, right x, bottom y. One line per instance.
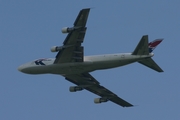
65, 73, 100, 85
55, 45, 84, 63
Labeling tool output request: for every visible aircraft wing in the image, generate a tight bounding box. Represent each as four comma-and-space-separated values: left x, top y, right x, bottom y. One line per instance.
54, 8, 90, 64
65, 73, 133, 107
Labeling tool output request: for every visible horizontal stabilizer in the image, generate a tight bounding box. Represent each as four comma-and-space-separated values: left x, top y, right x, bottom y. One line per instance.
132, 35, 149, 55
138, 58, 163, 72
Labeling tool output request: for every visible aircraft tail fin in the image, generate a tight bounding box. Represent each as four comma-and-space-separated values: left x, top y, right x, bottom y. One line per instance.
132, 35, 163, 55
132, 35, 149, 55
138, 58, 163, 72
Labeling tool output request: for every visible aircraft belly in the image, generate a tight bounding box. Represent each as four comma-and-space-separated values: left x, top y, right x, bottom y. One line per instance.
23, 66, 51, 74
49, 61, 94, 75
92, 60, 136, 70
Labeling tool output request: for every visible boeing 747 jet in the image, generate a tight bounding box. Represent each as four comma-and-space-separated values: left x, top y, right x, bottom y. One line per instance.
18, 8, 163, 107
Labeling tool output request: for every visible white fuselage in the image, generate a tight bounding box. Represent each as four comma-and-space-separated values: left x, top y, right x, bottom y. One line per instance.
18, 53, 154, 75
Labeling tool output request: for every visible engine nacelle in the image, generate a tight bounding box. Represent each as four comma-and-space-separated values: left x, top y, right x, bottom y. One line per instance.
69, 86, 83, 92
62, 27, 74, 33
94, 98, 108, 104
50, 46, 63, 52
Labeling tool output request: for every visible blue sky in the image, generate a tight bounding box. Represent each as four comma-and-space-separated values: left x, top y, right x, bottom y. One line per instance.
1, 0, 180, 120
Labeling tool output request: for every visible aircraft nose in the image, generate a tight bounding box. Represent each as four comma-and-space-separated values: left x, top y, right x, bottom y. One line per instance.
18, 65, 24, 72
18, 63, 35, 74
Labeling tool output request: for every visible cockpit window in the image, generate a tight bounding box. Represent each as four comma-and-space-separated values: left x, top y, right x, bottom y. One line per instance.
33, 58, 46, 65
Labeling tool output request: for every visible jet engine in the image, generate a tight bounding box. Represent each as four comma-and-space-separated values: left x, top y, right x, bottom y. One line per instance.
50, 46, 63, 52
69, 86, 83, 92
61, 27, 74, 33
94, 98, 108, 104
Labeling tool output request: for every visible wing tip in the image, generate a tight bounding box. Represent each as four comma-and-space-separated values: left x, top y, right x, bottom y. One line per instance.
81, 7, 95, 10
125, 104, 134, 107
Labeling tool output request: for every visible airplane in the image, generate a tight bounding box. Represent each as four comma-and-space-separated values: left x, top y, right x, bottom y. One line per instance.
18, 8, 163, 107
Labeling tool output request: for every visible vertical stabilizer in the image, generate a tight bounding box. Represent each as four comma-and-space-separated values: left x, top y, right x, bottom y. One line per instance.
132, 35, 149, 55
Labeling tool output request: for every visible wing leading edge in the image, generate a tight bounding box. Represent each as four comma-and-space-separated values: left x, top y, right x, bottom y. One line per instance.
65, 73, 133, 107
